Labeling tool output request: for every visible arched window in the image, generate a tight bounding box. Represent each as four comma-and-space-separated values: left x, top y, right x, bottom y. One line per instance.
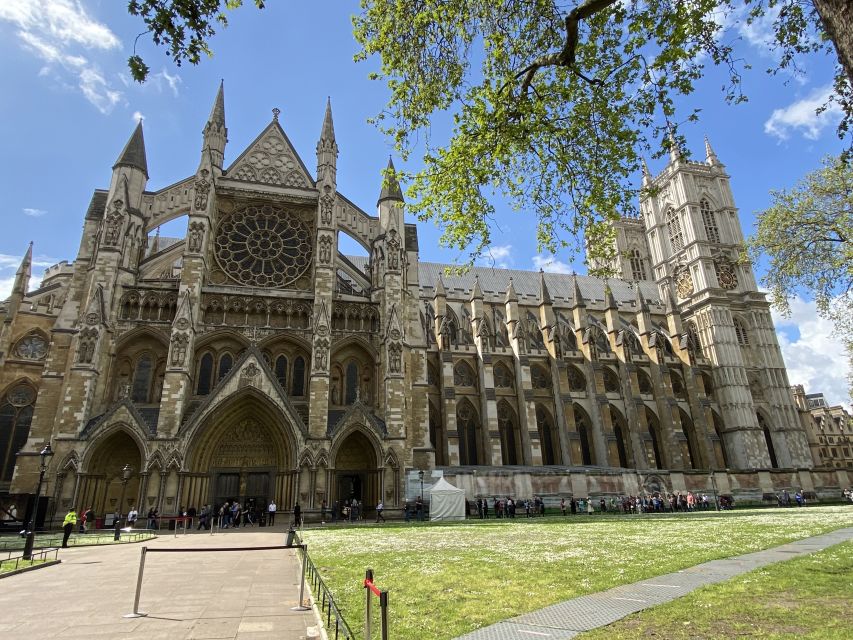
531, 364, 551, 390
292, 356, 306, 397
670, 372, 686, 400
630, 249, 647, 281
457, 401, 480, 465
537, 406, 560, 465
493, 362, 514, 389
275, 355, 288, 388
345, 362, 359, 404
685, 321, 704, 362
427, 361, 440, 387
614, 423, 629, 468
429, 401, 445, 466
497, 402, 520, 465
567, 365, 586, 392
701, 199, 720, 243
527, 313, 545, 349
603, 367, 621, 393
666, 207, 684, 252
131, 354, 154, 403
453, 361, 477, 387
197, 353, 214, 395
637, 369, 653, 395
217, 353, 233, 381
575, 405, 594, 465
0, 384, 36, 482
733, 318, 749, 346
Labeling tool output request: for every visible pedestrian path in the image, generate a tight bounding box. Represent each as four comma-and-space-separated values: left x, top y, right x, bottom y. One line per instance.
455, 526, 853, 640
0, 527, 321, 639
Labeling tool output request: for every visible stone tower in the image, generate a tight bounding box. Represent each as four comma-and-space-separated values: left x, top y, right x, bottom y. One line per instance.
637, 135, 811, 469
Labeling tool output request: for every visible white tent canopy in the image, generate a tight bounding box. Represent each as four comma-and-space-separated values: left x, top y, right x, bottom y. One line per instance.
428, 477, 466, 521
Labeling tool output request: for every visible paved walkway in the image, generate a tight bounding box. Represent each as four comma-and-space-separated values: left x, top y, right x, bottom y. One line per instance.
0, 526, 321, 639
456, 526, 853, 640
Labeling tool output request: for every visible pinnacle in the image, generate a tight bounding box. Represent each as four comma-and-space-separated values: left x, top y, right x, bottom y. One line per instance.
320, 96, 335, 142
539, 269, 552, 305
378, 156, 404, 204
207, 80, 226, 128
113, 121, 148, 178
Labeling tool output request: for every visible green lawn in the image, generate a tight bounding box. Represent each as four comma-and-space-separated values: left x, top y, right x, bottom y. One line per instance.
0, 557, 51, 575
300, 506, 853, 640
581, 541, 853, 640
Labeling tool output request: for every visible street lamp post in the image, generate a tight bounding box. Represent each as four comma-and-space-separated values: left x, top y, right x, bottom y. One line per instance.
118, 464, 133, 521
709, 470, 720, 512
418, 469, 424, 501
22, 444, 54, 560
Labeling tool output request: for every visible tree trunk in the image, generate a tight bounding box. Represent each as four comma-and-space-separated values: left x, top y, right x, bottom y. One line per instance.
813, 0, 853, 86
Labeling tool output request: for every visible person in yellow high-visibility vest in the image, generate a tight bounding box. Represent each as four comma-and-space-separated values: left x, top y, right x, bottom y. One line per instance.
62, 508, 77, 548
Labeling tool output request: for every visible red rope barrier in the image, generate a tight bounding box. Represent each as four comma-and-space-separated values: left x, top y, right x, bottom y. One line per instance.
363, 578, 381, 597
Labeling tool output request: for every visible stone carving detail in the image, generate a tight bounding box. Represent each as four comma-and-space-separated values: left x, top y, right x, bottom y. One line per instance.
675, 266, 694, 298
314, 338, 329, 372
244, 362, 260, 378
210, 419, 276, 467
229, 134, 309, 188
104, 200, 123, 246
77, 328, 99, 364
214, 204, 312, 288
318, 234, 333, 264
170, 333, 189, 366
193, 169, 211, 211
319, 186, 334, 225
388, 342, 402, 374
187, 221, 205, 253
14, 334, 48, 360
386, 229, 401, 271
7, 384, 36, 407
715, 257, 738, 290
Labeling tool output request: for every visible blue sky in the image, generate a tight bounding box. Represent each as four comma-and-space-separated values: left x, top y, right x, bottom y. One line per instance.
0, 1, 849, 405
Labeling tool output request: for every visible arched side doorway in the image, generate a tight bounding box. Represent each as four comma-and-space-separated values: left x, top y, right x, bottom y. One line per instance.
80, 428, 144, 519
332, 429, 379, 510
186, 392, 298, 512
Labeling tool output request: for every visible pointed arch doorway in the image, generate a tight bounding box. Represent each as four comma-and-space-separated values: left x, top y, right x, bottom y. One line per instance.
333, 430, 378, 508
186, 391, 297, 512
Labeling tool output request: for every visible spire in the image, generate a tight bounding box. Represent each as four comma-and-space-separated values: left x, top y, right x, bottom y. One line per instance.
378, 156, 404, 205
665, 283, 679, 314
113, 121, 148, 178
206, 80, 226, 131
538, 270, 552, 305
641, 158, 652, 187
704, 135, 720, 166
571, 274, 585, 308
12, 242, 33, 296
635, 284, 649, 313
434, 276, 446, 298
667, 127, 681, 164
505, 277, 518, 304
320, 97, 335, 143
470, 274, 483, 301
604, 283, 618, 310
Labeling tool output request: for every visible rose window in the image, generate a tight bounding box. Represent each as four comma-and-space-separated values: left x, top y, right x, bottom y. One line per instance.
14, 335, 48, 360
214, 204, 312, 288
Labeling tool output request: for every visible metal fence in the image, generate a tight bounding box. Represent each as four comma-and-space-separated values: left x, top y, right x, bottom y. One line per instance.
0, 529, 156, 551
0, 546, 59, 572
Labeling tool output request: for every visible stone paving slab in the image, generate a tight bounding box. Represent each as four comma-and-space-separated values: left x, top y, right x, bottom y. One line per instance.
455, 526, 853, 640
0, 527, 322, 639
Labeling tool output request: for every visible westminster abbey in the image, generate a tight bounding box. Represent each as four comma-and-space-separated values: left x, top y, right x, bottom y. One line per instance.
2, 84, 847, 523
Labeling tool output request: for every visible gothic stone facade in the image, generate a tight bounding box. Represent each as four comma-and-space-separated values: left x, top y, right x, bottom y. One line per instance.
1, 87, 845, 521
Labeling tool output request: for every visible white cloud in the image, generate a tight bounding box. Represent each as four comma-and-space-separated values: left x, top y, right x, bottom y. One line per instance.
149, 69, 182, 97
477, 245, 513, 269
132, 111, 145, 124
532, 254, 574, 275
23, 208, 46, 217
772, 297, 851, 407
764, 85, 842, 141
0, 0, 123, 114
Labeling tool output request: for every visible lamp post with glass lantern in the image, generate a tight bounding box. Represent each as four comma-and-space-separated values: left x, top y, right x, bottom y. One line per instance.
22, 444, 54, 560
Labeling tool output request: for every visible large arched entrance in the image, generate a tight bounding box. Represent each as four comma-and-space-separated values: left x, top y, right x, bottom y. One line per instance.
82, 429, 144, 518
334, 430, 378, 507
186, 392, 297, 511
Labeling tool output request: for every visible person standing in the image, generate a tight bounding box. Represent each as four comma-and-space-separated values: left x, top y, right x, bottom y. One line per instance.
127, 507, 138, 528
62, 508, 77, 548
320, 499, 327, 523
415, 496, 424, 522
84, 506, 95, 532
375, 501, 385, 523
293, 502, 302, 528
268, 500, 277, 526
560, 498, 567, 516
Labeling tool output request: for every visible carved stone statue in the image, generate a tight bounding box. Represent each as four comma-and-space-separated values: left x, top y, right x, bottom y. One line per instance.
187, 221, 205, 253
194, 169, 211, 211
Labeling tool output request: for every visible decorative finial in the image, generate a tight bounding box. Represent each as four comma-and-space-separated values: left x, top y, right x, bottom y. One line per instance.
272, 107, 281, 121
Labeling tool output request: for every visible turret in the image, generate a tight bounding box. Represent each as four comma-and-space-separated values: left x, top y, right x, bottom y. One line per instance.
202, 80, 227, 172
570, 273, 588, 331
316, 97, 338, 185
603, 283, 620, 334
704, 135, 722, 167
110, 121, 148, 209
3, 242, 32, 322
641, 158, 652, 187
664, 284, 683, 337
667, 128, 681, 165
634, 284, 652, 336
537, 270, 555, 330
378, 156, 404, 235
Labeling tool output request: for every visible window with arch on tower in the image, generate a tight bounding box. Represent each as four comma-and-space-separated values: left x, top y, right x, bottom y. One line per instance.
493, 362, 514, 389
1, 383, 36, 482
629, 249, 647, 281
700, 199, 721, 244
666, 207, 684, 252
733, 318, 750, 347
